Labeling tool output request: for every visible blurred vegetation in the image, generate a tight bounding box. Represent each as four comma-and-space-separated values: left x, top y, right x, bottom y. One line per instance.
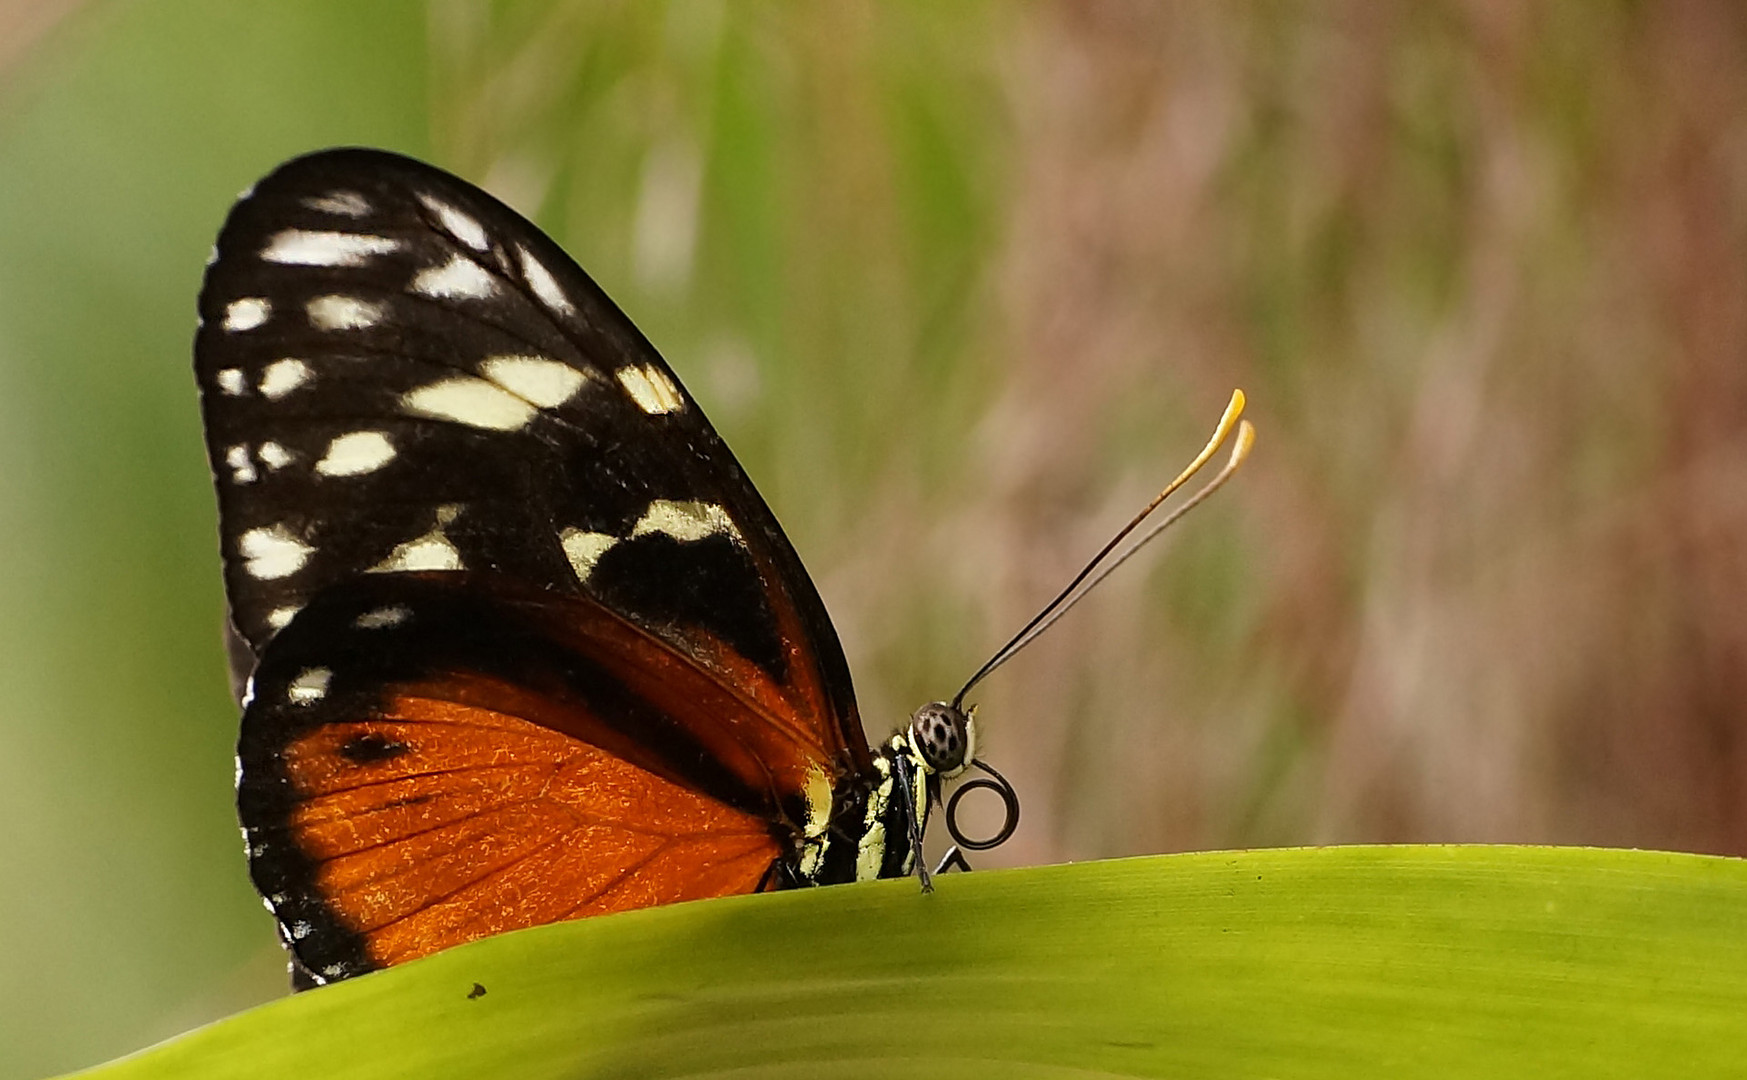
2, 2, 1744, 1076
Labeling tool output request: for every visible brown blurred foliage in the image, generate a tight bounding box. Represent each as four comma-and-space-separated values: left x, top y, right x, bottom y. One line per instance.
978, 1, 1747, 861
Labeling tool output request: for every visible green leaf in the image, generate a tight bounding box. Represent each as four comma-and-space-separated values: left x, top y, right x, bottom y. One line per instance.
68, 845, 1747, 1079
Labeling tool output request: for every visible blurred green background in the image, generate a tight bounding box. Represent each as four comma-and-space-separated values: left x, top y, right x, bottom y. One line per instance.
3, 2, 1745, 1076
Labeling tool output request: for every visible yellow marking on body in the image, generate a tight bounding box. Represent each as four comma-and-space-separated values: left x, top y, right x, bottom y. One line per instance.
801, 763, 834, 838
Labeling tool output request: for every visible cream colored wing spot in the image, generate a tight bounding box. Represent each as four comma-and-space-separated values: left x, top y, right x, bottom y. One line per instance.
416, 192, 490, 252
224, 444, 257, 485
287, 666, 332, 705
223, 297, 271, 332
315, 431, 396, 477
239, 524, 314, 580
302, 190, 372, 218
266, 604, 301, 631
517, 244, 575, 316
410, 253, 498, 300
354, 605, 411, 630
307, 295, 385, 331
480, 355, 590, 408
400, 377, 537, 432
370, 509, 465, 573
371, 531, 463, 572
215, 368, 246, 396
560, 528, 620, 583
631, 499, 741, 544
258, 358, 313, 400
261, 229, 398, 267
257, 441, 295, 471
616, 363, 685, 415
371, 530, 463, 573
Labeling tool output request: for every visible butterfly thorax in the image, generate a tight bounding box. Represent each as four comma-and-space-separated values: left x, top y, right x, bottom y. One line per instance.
795, 702, 976, 887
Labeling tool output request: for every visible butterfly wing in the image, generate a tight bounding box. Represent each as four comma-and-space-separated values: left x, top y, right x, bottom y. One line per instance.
196, 149, 865, 981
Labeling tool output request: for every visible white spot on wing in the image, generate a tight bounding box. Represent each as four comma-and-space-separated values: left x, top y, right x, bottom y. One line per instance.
617, 363, 684, 414
261, 229, 398, 267
224, 297, 271, 332
290, 920, 314, 940
560, 529, 619, 582
410, 253, 498, 300
224, 444, 257, 485
257, 442, 294, 471
631, 500, 740, 544
216, 368, 246, 396
416, 192, 489, 252
481, 355, 588, 408
287, 667, 332, 705
303, 190, 371, 217
401, 377, 536, 431
238, 524, 313, 580
355, 605, 410, 630
371, 530, 463, 572
258, 358, 313, 400
266, 605, 300, 630
518, 244, 574, 316
315, 431, 396, 477
307, 294, 384, 331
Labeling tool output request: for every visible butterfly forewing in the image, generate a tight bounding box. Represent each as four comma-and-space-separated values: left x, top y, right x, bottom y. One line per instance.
197, 149, 868, 982
196, 151, 854, 738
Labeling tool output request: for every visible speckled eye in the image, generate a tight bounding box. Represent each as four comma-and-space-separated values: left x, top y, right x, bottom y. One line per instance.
907, 701, 972, 776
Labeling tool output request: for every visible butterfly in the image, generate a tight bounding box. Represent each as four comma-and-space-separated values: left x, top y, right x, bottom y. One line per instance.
194, 148, 1018, 988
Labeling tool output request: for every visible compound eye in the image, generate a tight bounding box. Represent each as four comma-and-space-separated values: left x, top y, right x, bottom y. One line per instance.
908, 701, 970, 775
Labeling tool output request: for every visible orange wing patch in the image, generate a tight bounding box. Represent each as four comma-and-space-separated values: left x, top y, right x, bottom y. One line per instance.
281, 694, 779, 968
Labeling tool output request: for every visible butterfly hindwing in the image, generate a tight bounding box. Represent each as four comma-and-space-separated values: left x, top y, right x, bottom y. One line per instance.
238, 573, 802, 981
196, 149, 871, 982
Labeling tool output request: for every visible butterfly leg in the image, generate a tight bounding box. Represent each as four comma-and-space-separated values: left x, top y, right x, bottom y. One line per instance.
933, 846, 973, 875
891, 751, 934, 892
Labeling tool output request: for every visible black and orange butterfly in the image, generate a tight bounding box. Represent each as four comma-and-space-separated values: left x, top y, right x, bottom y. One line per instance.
196, 148, 1020, 988
197, 149, 1249, 989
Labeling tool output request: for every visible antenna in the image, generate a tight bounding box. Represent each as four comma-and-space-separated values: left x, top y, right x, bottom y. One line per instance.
950, 390, 1255, 710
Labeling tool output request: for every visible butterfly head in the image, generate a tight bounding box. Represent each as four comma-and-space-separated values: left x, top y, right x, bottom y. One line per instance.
905, 700, 977, 779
